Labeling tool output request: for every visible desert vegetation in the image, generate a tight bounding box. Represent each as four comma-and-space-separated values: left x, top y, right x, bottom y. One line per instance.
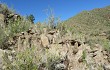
0, 3, 110, 70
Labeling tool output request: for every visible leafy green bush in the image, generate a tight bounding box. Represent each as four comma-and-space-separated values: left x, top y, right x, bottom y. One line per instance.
0, 4, 31, 49
3, 46, 61, 70
0, 17, 31, 49
6, 18, 31, 37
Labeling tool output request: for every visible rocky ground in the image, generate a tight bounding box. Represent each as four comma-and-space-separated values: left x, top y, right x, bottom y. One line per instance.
0, 26, 109, 70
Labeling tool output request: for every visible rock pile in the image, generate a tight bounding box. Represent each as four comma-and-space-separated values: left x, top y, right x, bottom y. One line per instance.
2, 27, 110, 70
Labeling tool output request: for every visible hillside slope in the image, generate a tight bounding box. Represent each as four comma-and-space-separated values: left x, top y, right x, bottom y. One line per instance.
62, 6, 110, 50
64, 6, 110, 35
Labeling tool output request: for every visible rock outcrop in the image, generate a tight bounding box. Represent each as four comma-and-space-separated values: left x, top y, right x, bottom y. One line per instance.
1, 26, 110, 70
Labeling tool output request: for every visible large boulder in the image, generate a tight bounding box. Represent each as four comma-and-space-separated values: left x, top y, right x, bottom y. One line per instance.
40, 34, 49, 48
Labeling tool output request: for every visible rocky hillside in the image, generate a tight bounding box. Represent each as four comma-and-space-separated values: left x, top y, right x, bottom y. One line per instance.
64, 6, 110, 34
0, 4, 110, 70
63, 6, 110, 52
2, 26, 110, 70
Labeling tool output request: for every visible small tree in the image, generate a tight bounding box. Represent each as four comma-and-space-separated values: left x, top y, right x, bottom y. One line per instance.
26, 14, 35, 23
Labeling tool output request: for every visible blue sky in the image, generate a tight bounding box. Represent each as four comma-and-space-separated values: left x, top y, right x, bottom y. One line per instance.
0, 0, 110, 23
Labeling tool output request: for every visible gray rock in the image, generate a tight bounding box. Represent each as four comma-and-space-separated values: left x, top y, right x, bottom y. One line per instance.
55, 63, 66, 70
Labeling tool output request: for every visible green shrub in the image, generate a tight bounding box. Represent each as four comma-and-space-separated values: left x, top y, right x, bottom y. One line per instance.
101, 39, 110, 52
0, 25, 8, 49
6, 18, 31, 37
3, 46, 61, 70
3, 47, 39, 70
26, 14, 35, 24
